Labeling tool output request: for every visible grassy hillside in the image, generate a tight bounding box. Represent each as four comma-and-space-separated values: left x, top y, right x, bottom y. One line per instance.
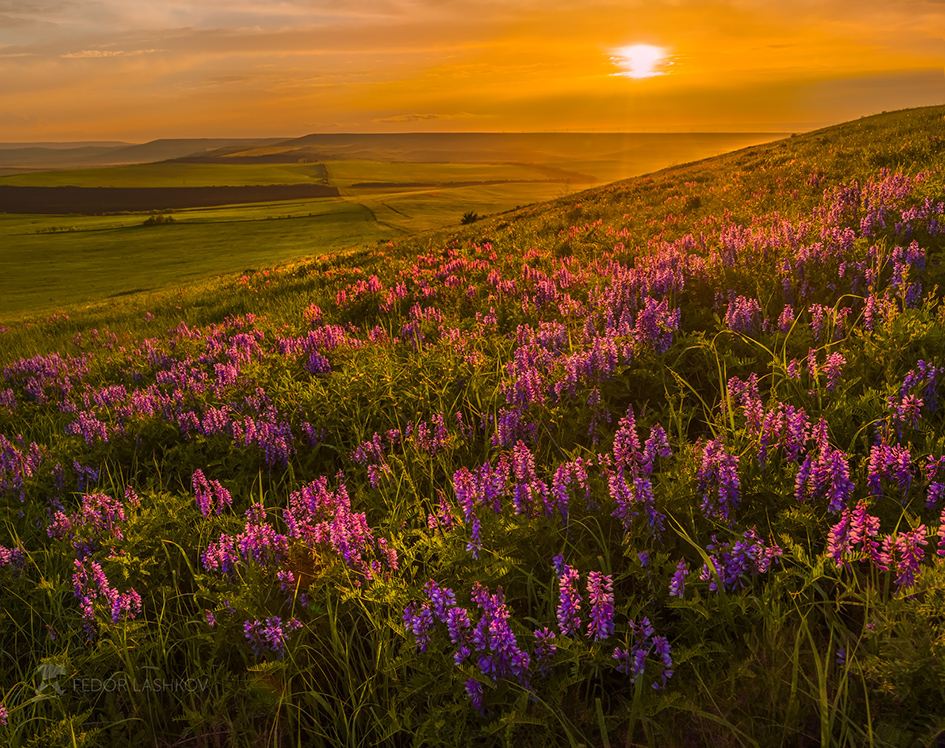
0, 133, 786, 317
0, 200, 391, 315
0, 106, 944, 747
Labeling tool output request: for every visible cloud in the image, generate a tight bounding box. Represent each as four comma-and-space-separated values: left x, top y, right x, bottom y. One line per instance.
372, 112, 477, 123
61, 48, 167, 58
0, 110, 41, 127
206, 74, 257, 84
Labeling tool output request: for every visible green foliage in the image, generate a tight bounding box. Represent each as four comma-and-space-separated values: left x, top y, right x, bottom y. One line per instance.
142, 213, 176, 226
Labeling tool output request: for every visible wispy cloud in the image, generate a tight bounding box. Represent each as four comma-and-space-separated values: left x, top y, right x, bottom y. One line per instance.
61, 48, 167, 58
373, 112, 477, 123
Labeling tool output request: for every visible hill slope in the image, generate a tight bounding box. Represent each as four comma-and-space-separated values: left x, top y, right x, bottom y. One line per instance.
0, 138, 290, 171
0, 105, 944, 747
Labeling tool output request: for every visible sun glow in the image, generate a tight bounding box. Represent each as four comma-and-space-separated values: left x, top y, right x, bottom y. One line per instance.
612, 44, 669, 79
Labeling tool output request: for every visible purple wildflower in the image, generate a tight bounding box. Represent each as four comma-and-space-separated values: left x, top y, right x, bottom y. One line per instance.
867, 441, 913, 497
669, 559, 689, 598
510, 440, 547, 518
465, 679, 486, 715
192, 469, 232, 517
415, 413, 449, 455
202, 534, 239, 575
0, 543, 26, 571
938, 507, 945, 557
923, 456, 945, 508
696, 439, 740, 521
586, 571, 615, 641
725, 295, 763, 336
827, 499, 882, 568
794, 419, 854, 513
556, 562, 583, 636
424, 579, 457, 623
533, 627, 557, 674
606, 408, 669, 531
403, 602, 436, 653
729, 374, 763, 435
427, 492, 457, 533
236, 508, 288, 568
446, 606, 473, 647
699, 528, 782, 592
244, 616, 302, 658
634, 296, 680, 353
613, 617, 673, 688
877, 526, 927, 590
72, 557, 141, 636
822, 353, 845, 392
469, 583, 530, 686
47, 491, 130, 556
282, 474, 393, 577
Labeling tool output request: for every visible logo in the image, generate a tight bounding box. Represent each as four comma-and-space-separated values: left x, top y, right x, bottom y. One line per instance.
35, 663, 66, 700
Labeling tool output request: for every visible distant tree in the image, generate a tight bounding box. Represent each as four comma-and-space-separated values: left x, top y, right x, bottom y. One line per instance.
460, 211, 479, 225
143, 213, 176, 226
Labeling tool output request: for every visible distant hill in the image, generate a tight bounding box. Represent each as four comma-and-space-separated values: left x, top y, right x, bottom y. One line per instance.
187, 132, 788, 165
171, 132, 788, 185
0, 138, 291, 171
0, 132, 791, 184
0, 141, 131, 149
103, 139, 290, 165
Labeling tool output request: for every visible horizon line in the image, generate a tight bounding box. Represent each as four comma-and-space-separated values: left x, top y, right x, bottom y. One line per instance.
0, 129, 811, 147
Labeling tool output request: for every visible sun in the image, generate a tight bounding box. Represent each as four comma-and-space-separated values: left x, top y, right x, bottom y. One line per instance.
612, 44, 669, 79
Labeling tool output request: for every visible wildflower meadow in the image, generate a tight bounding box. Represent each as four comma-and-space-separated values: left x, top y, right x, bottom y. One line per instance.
2, 106, 945, 746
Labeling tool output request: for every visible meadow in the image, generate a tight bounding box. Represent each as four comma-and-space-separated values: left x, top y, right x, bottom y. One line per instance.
0, 166, 564, 317
1, 105, 944, 746
0, 132, 780, 317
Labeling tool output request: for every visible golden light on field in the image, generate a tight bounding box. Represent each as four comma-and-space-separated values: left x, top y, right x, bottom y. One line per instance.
612, 45, 670, 79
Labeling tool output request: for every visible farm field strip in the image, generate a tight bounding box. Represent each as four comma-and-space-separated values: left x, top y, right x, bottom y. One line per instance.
0, 162, 331, 188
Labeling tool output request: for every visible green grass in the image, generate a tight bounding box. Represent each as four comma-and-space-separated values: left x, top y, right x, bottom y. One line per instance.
325, 160, 569, 190
0, 179, 564, 318
359, 182, 566, 233
0, 200, 389, 316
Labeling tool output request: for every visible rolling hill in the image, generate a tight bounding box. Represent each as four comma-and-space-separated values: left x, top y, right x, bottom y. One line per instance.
0, 105, 943, 747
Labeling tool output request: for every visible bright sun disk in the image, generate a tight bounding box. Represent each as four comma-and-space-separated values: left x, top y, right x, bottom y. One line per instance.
613, 44, 668, 79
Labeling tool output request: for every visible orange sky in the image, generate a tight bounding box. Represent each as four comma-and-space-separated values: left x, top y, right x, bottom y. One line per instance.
0, 0, 942, 141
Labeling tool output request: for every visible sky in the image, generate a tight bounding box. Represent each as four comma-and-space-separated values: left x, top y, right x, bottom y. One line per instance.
0, 0, 943, 141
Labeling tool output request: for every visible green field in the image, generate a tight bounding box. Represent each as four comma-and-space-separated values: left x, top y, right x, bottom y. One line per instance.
0, 133, 796, 319
0, 176, 564, 317
324, 160, 584, 190
0, 200, 386, 314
